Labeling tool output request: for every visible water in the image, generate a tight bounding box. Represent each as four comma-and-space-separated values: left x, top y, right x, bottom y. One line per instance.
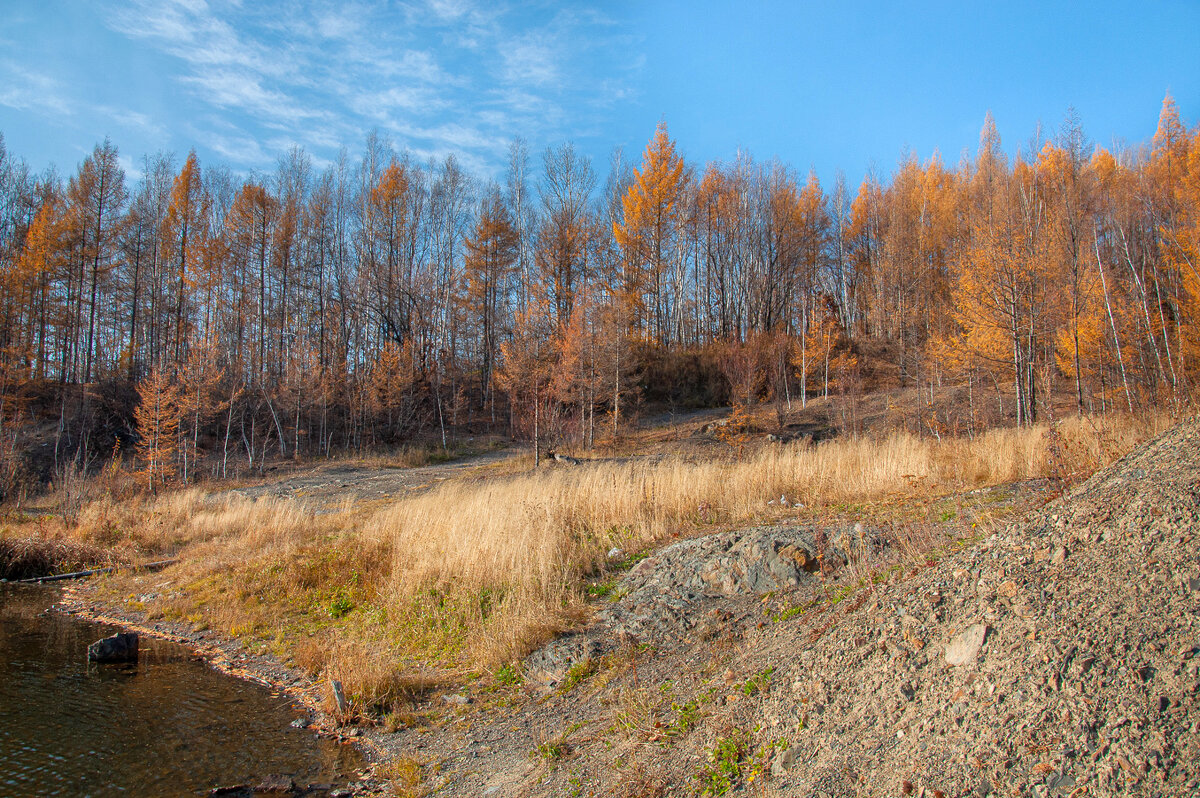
0, 583, 363, 797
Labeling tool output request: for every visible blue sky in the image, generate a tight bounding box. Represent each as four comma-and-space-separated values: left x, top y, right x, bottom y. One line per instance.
1, 0, 1196, 187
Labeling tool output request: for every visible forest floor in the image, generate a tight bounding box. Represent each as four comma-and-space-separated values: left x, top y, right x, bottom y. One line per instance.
10, 397, 1188, 796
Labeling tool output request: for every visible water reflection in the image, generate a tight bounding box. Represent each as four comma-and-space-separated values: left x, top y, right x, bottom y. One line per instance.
0, 583, 362, 797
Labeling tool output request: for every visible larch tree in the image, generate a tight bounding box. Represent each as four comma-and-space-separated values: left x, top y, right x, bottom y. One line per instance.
536, 143, 595, 327
462, 185, 518, 417
614, 122, 687, 345
160, 151, 210, 368
134, 366, 183, 492
66, 139, 127, 383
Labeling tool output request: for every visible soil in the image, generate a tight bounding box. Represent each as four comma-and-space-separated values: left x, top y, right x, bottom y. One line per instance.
54, 414, 1200, 797
222, 446, 522, 508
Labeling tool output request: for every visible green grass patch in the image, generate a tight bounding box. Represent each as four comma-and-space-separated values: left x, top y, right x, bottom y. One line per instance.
739, 667, 773, 697
495, 662, 523, 686
559, 658, 598, 693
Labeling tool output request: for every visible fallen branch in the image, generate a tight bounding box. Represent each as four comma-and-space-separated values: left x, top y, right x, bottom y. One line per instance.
15, 558, 179, 583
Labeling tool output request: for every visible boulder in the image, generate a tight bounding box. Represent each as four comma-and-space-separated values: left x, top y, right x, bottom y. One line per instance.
88, 632, 139, 663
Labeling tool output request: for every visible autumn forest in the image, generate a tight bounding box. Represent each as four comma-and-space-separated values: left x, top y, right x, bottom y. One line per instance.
0, 96, 1197, 491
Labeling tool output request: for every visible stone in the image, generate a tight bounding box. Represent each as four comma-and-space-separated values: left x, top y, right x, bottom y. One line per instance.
945, 624, 988, 666
771, 746, 797, 776
523, 635, 599, 686
87, 632, 138, 663
1047, 772, 1075, 795
253, 775, 295, 793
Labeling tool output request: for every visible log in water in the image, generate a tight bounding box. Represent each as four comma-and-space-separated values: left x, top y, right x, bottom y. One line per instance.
0, 583, 363, 797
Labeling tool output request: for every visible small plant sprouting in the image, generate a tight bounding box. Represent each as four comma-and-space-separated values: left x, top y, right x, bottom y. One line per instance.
695, 730, 789, 795
739, 667, 774, 697
664, 697, 702, 739
586, 577, 621, 600
533, 729, 571, 763
559, 658, 598, 692
695, 727, 751, 796
533, 738, 570, 762
326, 588, 355, 619
495, 662, 523, 686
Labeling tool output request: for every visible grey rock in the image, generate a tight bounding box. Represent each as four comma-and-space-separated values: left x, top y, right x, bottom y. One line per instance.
771, 745, 798, 776
524, 635, 598, 685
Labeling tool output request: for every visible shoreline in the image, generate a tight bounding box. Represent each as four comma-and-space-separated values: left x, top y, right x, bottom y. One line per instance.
54, 581, 386, 769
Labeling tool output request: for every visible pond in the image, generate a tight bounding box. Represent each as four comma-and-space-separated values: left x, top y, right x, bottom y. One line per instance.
0, 582, 364, 797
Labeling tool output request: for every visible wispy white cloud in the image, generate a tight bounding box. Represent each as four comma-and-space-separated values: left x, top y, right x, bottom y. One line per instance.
501, 34, 559, 87
206, 130, 271, 164
0, 63, 72, 116
98, 0, 638, 171
117, 153, 145, 181
181, 69, 317, 125
95, 106, 169, 140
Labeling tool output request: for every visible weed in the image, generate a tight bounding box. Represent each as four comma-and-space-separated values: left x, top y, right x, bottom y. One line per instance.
612, 685, 658, 739
326, 588, 355, 619
586, 577, 620, 599
532, 732, 571, 763
375, 755, 425, 797
824, 584, 854, 606
695, 728, 751, 796
739, 667, 774, 697
613, 550, 650, 571
770, 601, 809, 623
495, 662, 523, 686
559, 658, 598, 692
663, 697, 702, 739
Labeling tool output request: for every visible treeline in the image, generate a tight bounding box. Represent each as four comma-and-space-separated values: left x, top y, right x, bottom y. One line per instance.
0, 96, 1196, 484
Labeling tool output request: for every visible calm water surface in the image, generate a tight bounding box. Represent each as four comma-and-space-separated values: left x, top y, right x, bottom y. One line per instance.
0, 583, 363, 796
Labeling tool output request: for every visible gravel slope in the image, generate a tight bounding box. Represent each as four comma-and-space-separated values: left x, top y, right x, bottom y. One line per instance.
361, 418, 1198, 797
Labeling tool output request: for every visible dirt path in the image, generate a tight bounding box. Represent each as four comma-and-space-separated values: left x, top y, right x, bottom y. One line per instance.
222, 446, 524, 509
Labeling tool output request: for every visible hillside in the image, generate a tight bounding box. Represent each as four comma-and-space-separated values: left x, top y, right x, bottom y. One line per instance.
352, 417, 1199, 797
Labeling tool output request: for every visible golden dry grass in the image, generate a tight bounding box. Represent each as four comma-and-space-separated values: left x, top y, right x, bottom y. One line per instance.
25, 411, 1172, 714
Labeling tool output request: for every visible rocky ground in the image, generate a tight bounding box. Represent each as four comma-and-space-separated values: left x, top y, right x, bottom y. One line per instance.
54, 415, 1197, 797
351, 418, 1198, 797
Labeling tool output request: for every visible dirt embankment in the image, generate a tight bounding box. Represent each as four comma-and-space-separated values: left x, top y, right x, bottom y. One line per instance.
352, 418, 1199, 797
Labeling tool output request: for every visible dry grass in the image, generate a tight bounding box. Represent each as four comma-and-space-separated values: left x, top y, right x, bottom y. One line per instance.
38, 412, 1172, 714
0, 534, 112, 579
